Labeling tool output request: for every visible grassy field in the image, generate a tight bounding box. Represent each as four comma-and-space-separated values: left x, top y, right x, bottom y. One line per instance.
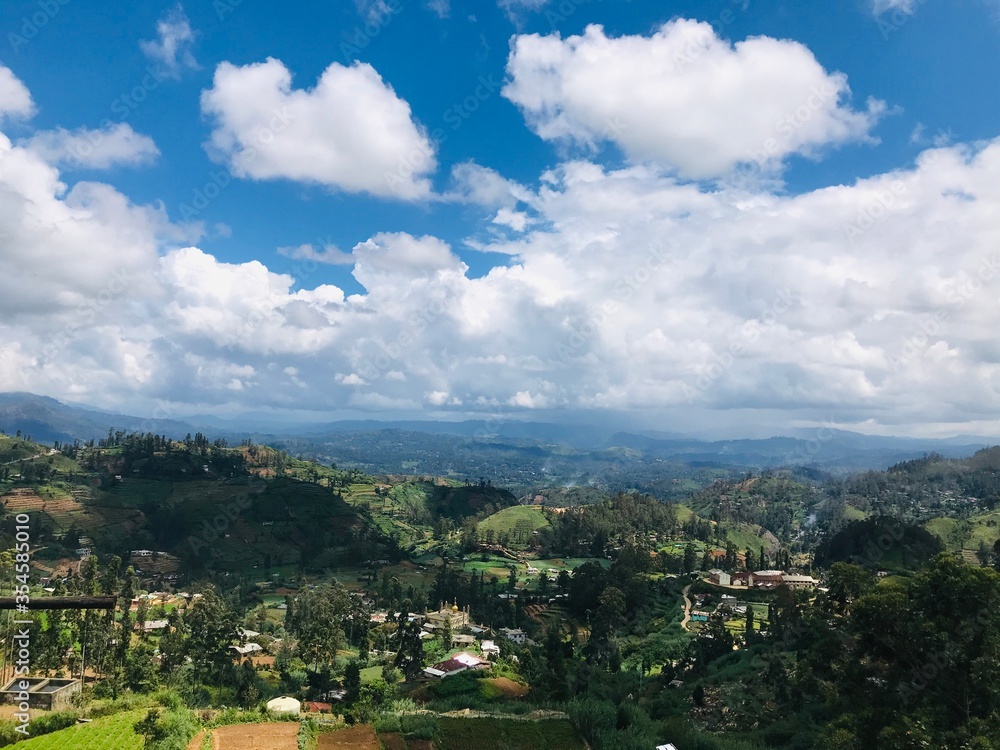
924, 517, 966, 554
360, 665, 384, 684
724, 524, 775, 554
433, 718, 583, 750
15, 710, 146, 749
477, 506, 551, 545
925, 510, 1000, 562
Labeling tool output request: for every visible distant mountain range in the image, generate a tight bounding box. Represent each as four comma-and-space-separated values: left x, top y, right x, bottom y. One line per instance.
0, 392, 196, 445
0, 392, 993, 476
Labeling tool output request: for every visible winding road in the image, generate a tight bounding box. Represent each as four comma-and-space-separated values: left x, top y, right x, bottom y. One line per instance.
680, 583, 693, 631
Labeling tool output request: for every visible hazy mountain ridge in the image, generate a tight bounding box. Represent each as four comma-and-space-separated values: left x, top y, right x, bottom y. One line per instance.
0, 393, 991, 482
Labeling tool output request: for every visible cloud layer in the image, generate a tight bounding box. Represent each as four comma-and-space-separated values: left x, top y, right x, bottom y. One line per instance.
0, 30, 998, 437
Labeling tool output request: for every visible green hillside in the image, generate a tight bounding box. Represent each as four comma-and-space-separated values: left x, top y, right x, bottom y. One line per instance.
477, 505, 551, 546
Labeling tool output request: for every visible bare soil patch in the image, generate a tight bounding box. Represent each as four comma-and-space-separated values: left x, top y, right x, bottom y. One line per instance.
377, 733, 406, 750
213, 722, 299, 749
489, 677, 530, 698
316, 724, 380, 749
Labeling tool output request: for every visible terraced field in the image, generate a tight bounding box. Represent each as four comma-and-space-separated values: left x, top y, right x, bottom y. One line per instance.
14, 709, 146, 749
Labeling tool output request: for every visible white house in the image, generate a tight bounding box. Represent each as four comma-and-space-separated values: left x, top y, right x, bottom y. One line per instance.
500, 627, 526, 645
708, 569, 731, 586
423, 652, 490, 679
266, 696, 301, 715
231, 643, 263, 656
481, 640, 501, 658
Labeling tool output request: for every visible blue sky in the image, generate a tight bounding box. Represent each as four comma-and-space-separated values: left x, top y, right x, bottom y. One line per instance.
1, 0, 1000, 436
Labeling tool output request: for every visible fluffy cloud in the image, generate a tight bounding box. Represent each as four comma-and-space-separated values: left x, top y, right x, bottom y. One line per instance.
4, 65, 1000, 435
504, 22, 885, 179
21, 123, 159, 169
140, 5, 198, 79
0, 66, 35, 121
201, 58, 436, 200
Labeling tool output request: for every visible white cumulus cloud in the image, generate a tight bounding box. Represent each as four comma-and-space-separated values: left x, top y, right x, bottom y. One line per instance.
504, 21, 885, 180
201, 58, 437, 200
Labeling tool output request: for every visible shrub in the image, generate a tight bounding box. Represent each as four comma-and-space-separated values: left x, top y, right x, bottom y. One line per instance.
400, 713, 438, 740
155, 689, 185, 710
26, 710, 78, 736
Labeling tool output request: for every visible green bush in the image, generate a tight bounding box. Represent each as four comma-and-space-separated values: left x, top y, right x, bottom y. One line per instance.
153, 710, 200, 750
0, 721, 21, 747
154, 689, 185, 710
400, 713, 438, 740
431, 673, 480, 698
373, 714, 401, 733
88, 694, 145, 717
25, 710, 79, 736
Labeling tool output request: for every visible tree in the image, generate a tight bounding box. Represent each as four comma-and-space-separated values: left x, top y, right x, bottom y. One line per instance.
134, 709, 167, 748
724, 541, 738, 571
823, 563, 874, 615
286, 583, 353, 669
691, 613, 735, 668
236, 661, 260, 709
344, 660, 362, 703
124, 642, 159, 693
744, 608, 756, 645
682, 544, 696, 575
440, 616, 453, 649
393, 617, 425, 680
185, 588, 239, 690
